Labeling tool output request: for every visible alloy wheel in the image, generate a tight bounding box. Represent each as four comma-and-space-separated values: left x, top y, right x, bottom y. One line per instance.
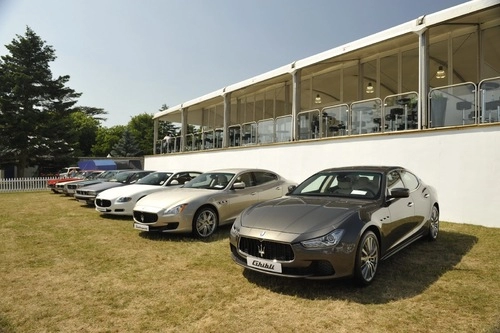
194, 208, 218, 238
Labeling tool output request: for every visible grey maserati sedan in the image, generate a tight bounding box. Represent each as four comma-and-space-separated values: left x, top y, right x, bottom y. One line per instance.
229, 166, 439, 285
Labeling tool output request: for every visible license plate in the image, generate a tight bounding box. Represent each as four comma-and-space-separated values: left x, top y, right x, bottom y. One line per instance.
96, 207, 107, 212
247, 257, 282, 273
78, 200, 87, 204
134, 223, 149, 231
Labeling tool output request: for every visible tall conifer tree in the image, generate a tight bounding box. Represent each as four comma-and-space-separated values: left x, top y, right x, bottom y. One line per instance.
0, 27, 81, 176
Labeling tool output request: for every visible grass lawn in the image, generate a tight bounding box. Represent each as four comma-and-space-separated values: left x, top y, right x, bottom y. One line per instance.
0, 192, 499, 333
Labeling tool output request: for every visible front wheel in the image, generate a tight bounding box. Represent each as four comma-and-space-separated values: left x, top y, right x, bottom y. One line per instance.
192, 207, 218, 238
354, 231, 379, 286
428, 205, 439, 241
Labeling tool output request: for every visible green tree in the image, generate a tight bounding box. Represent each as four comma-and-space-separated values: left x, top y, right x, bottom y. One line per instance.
73, 106, 107, 123
69, 110, 101, 156
110, 128, 142, 157
0, 27, 81, 176
128, 112, 154, 155
91, 125, 125, 157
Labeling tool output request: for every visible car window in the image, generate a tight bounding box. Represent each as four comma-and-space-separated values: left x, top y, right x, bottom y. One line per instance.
387, 170, 404, 193
97, 171, 116, 179
110, 172, 131, 182
236, 172, 255, 187
292, 171, 381, 199
137, 172, 173, 185
168, 172, 201, 185
130, 172, 152, 184
400, 170, 419, 191
253, 171, 278, 185
183, 172, 235, 190
301, 174, 331, 194
127, 173, 142, 183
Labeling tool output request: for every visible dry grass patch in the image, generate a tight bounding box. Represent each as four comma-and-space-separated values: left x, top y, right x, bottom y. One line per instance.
0, 192, 499, 332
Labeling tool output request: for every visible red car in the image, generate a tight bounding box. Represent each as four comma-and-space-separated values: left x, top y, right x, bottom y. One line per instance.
47, 170, 95, 193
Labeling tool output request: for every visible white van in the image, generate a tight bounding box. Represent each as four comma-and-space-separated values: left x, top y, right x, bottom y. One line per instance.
58, 166, 80, 178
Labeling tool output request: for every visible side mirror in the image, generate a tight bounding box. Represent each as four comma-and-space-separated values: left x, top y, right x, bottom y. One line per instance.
232, 182, 246, 190
388, 187, 410, 198
170, 179, 179, 185
286, 185, 297, 195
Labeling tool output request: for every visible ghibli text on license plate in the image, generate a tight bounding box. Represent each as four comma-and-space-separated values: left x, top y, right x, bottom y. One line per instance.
247, 257, 282, 273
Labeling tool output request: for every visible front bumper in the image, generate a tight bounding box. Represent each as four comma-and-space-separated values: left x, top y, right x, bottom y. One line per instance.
95, 198, 133, 216
229, 233, 357, 280
132, 209, 193, 233
74, 193, 96, 205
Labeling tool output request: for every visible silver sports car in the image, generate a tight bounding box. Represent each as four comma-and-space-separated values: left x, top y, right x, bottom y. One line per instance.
133, 168, 297, 238
229, 166, 439, 285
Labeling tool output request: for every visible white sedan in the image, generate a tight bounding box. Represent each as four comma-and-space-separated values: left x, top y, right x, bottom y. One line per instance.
94, 171, 202, 216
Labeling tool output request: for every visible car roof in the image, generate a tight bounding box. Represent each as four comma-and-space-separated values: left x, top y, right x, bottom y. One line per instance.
203, 168, 277, 174
318, 166, 404, 173
117, 170, 154, 174
151, 170, 202, 174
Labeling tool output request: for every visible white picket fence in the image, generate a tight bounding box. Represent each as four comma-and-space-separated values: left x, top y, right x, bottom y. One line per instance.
0, 177, 56, 193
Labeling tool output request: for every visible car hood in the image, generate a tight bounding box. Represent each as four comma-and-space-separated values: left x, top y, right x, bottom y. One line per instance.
239, 196, 374, 240
48, 177, 81, 185
98, 184, 162, 198
84, 182, 123, 192
76, 179, 107, 187
135, 187, 217, 211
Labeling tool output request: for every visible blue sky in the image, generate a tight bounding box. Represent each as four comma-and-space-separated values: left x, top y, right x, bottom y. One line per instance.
0, 0, 468, 127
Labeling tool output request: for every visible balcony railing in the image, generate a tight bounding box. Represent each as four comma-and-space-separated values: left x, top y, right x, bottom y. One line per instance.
155, 77, 500, 154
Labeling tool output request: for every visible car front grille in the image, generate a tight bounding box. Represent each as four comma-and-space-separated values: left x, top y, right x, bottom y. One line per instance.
95, 199, 111, 207
68, 184, 77, 189
133, 211, 158, 223
238, 237, 294, 261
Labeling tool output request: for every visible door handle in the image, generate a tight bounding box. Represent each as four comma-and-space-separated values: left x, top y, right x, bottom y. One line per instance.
407, 202, 414, 207
275, 187, 281, 190
251, 192, 257, 196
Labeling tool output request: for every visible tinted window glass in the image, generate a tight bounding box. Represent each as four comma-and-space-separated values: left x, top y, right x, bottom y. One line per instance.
236, 172, 255, 187
387, 170, 404, 193
254, 172, 278, 185
292, 171, 381, 199
401, 170, 419, 191
137, 172, 173, 185
184, 172, 234, 190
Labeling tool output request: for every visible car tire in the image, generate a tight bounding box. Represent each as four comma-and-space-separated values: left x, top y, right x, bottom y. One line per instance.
428, 205, 439, 241
192, 207, 218, 238
354, 230, 379, 286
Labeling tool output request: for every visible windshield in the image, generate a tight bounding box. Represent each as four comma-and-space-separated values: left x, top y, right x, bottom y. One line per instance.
97, 170, 120, 179
291, 171, 382, 199
137, 172, 173, 185
109, 172, 133, 183
83, 171, 102, 179
183, 172, 235, 190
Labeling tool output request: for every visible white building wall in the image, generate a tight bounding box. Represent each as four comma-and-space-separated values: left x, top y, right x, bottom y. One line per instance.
144, 125, 500, 228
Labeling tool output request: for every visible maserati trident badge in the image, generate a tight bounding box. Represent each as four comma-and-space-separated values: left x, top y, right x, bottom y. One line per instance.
258, 243, 265, 258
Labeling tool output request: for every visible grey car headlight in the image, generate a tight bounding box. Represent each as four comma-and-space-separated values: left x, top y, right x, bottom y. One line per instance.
301, 229, 344, 248
163, 204, 188, 216
116, 197, 132, 203
230, 222, 240, 237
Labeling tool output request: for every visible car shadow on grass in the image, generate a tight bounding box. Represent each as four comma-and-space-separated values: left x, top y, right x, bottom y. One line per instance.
99, 214, 134, 221
241, 230, 478, 304
136, 224, 232, 243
